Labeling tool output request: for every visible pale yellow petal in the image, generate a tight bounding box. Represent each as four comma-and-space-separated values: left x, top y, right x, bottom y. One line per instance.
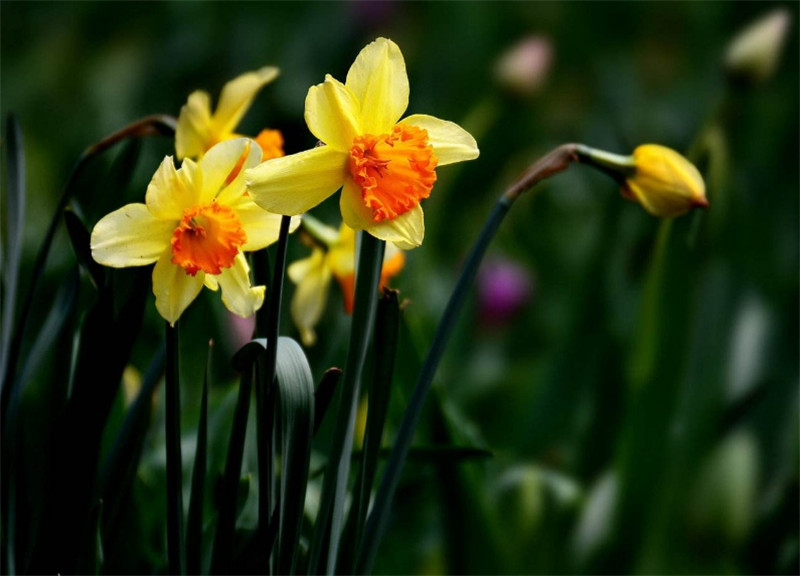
345, 38, 409, 134
233, 196, 301, 251
327, 224, 356, 278
211, 67, 280, 136
176, 90, 213, 160
245, 145, 347, 216
216, 253, 265, 318
204, 275, 219, 291
402, 114, 480, 166
339, 177, 374, 232
91, 204, 174, 267
145, 156, 202, 220
305, 75, 361, 151
366, 204, 425, 250
201, 138, 263, 206
287, 249, 332, 346
152, 251, 205, 326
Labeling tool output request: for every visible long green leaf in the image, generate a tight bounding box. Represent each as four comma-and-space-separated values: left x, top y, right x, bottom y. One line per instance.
308, 233, 384, 575
314, 368, 342, 436
0, 114, 25, 406
187, 343, 211, 575
63, 209, 105, 289
165, 323, 185, 575
274, 336, 315, 574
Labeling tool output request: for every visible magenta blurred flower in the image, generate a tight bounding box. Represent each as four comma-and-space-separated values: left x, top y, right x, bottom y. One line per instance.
477, 257, 533, 325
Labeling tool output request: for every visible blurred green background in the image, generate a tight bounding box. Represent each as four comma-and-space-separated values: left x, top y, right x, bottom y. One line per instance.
2, 2, 798, 574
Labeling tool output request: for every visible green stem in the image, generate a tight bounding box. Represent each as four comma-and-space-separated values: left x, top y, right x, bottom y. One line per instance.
355, 144, 578, 574
258, 215, 292, 568
309, 232, 384, 575
165, 322, 185, 575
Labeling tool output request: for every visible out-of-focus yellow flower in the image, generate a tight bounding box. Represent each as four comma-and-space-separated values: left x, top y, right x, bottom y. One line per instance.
623, 145, 708, 218
287, 218, 404, 346
725, 8, 791, 85
176, 67, 284, 160
91, 139, 299, 325
576, 143, 708, 218
245, 37, 479, 250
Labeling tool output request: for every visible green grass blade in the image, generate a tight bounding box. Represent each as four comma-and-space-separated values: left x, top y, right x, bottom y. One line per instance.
314, 368, 342, 436
63, 209, 105, 289
187, 343, 211, 575
274, 336, 315, 574
165, 323, 186, 575
344, 289, 400, 573
356, 199, 511, 574
308, 233, 384, 575
0, 115, 26, 406
212, 343, 258, 574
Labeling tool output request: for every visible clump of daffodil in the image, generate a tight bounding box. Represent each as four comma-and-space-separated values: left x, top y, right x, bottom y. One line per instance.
575, 143, 708, 218
176, 67, 285, 161
91, 138, 300, 325
245, 37, 480, 250
287, 216, 405, 346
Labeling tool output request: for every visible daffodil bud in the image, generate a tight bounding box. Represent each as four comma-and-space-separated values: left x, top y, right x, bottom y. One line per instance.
575, 143, 708, 218
725, 8, 791, 86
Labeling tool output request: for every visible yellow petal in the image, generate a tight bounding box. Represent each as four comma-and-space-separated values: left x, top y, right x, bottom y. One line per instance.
339, 177, 374, 232
245, 145, 347, 216
233, 197, 301, 251
327, 224, 356, 278
345, 38, 409, 134
152, 251, 205, 326
211, 67, 280, 137
200, 138, 263, 206
366, 204, 425, 250
216, 253, 266, 318
146, 156, 201, 220
305, 75, 361, 151
176, 90, 213, 160
287, 249, 332, 347
402, 114, 480, 166
91, 204, 174, 267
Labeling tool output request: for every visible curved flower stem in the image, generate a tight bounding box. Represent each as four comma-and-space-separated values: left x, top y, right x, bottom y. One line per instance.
355, 144, 578, 574
308, 232, 384, 575
165, 322, 186, 575
0, 115, 176, 414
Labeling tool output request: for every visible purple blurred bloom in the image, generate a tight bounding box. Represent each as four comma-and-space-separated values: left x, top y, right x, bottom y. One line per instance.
478, 257, 533, 325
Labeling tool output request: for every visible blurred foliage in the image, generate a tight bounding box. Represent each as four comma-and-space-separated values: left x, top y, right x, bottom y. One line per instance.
2, 2, 798, 574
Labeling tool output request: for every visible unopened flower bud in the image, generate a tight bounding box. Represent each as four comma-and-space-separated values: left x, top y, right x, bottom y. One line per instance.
576, 144, 708, 218
725, 8, 791, 86
495, 36, 553, 96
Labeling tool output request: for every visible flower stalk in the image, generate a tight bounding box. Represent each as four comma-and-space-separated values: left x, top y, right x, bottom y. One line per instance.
165, 322, 186, 575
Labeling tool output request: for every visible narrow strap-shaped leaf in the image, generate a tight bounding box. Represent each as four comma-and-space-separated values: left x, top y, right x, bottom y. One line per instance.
308, 233, 384, 575
212, 344, 258, 574
314, 368, 342, 436
1, 114, 176, 412
343, 289, 400, 573
274, 336, 315, 575
165, 322, 186, 575
0, 115, 26, 406
187, 343, 211, 575
64, 209, 105, 289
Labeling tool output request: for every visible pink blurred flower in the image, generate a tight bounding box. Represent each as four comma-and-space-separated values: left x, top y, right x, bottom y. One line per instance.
477, 257, 533, 326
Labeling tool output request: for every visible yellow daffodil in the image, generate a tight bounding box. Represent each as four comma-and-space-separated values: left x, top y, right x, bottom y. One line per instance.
245, 37, 479, 250
91, 138, 299, 325
288, 219, 404, 345
176, 67, 284, 160
576, 143, 708, 218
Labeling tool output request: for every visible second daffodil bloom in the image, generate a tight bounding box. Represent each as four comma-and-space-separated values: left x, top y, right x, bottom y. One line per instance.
91, 138, 299, 326
176, 67, 284, 161
245, 38, 480, 250
288, 219, 404, 346
576, 143, 708, 218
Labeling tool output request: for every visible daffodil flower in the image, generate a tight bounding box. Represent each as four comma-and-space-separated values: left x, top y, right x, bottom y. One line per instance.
245, 37, 479, 250
288, 219, 404, 346
91, 138, 299, 325
176, 67, 283, 160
